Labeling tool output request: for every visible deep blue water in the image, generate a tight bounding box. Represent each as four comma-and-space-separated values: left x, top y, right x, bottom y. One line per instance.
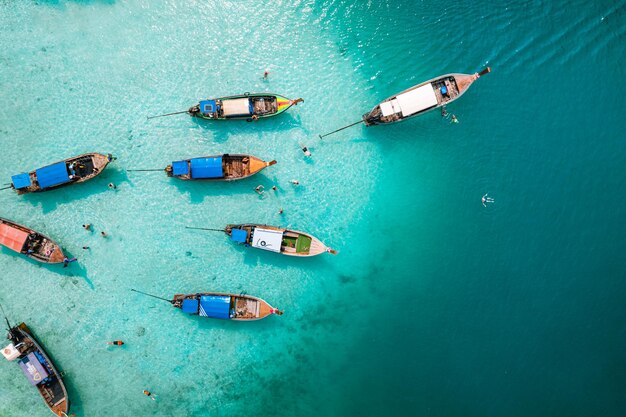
1, 1, 625, 416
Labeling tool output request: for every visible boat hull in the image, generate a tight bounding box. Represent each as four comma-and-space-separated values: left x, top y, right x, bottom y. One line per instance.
172, 292, 278, 321
7, 323, 70, 417
165, 154, 276, 181
189, 93, 302, 120
225, 223, 331, 257
13, 153, 114, 195
362, 70, 487, 126
0, 217, 66, 264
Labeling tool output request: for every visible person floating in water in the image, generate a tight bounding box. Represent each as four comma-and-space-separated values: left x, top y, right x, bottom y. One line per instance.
263, 69, 269, 79
441, 106, 448, 118
82, 224, 91, 231
482, 193, 495, 207
63, 257, 77, 267
290, 179, 300, 186
143, 390, 157, 401
108, 182, 117, 189
107, 340, 125, 346
299, 143, 312, 157
451, 114, 459, 124
255, 185, 264, 195
278, 208, 284, 215
101, 231, 108, 237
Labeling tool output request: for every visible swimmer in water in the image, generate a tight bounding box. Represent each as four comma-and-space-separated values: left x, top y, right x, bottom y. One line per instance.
482, 193, 495, 207
299, 143, 312, 157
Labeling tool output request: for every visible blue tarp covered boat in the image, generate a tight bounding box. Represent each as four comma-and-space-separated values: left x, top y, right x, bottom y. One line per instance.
10, 153, 115, 195
130, 289, 282, 321
174, 292, 282, 321
165, 154, 276, 181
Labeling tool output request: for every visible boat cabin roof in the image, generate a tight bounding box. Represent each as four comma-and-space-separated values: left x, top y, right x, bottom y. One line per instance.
222, 98, 252, 116
11, 173, 31, 189
230, 228, 248, 243
190, 157, 223, 178
251, 228, 283, 252
199, 99, 219, 115
18, 352, 49, 386
382, 84, 438, 117
181, 295, 233, 319
36, 162, 70, 189
172, 160, 189, 176
0, 223, 28, 253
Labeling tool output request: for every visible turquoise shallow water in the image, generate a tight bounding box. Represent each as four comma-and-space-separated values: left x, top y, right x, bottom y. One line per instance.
1, 0, 625, 416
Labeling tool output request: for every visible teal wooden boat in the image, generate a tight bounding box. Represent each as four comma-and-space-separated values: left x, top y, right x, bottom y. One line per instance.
188, 93, 303, 120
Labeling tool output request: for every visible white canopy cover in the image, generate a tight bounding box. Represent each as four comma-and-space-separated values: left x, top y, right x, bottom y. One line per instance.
222, 98, 251, 116
2, 343, 20, 361
395, 84, 438, 116
380, 99, 401, 117
252, 228, 283, 253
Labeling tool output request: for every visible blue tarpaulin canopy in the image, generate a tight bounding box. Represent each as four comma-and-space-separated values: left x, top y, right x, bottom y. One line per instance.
182, 298, 199, 314
200, 100, 218, 114
172, 160, 189, 176
231, 228, 248, 243
35, 162, 70, 189
11, 173, 31, 189
199, 295, 231, 319
190, 157, 223, 179
18, 352, 49, 386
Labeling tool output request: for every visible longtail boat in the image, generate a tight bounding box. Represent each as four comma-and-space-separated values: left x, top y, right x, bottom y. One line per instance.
10, 153, 115, 194
363, 67, 491, 125
0, 217, 65, 264
2, 318, 70, 417
224, 223, 336, 257
319, 67, 491, 138
189, 93, 303, 120
165, 154, 276, 181
148, 93, 303, 121
131, 289, 282, 321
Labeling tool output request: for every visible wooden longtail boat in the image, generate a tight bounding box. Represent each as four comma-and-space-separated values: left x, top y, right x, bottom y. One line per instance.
225, 223, 336, 257
2, 321, 70, 417
187, 93, 303, 120
362, 68, 491, 126
174, 292, 282, 320
0, 217, 65, 264
130, 289, 282, 321
165, 154, 277, 181
10, 153, 115, 194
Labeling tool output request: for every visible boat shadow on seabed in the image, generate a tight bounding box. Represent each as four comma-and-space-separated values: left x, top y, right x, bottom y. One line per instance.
170, 177, 270, 204
1, 246, 94, 289
189, 112, 304, 143
19, 168, 122, 215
